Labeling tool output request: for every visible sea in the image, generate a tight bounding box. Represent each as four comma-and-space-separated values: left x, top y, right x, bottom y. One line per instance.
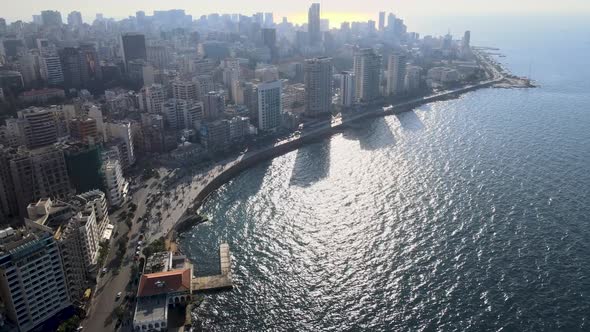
179, 15, 590, 331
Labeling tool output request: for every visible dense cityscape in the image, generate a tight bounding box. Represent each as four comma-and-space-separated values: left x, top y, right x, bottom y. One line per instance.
0, 4, 515, 332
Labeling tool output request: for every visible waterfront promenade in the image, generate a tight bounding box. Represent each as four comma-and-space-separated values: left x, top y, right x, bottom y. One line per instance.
154, 50, 513, 244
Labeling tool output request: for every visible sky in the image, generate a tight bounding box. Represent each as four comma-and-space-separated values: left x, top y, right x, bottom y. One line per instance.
2, 0, 590, 26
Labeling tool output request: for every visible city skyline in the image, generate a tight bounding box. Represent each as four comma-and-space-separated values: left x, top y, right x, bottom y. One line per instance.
2, 0, 590, 25
0, 0, 585, 330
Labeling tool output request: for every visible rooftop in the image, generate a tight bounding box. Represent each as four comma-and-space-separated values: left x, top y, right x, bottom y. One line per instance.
20, 88, 65, 97
134, 297, 168, 324
137, 268, 191, 297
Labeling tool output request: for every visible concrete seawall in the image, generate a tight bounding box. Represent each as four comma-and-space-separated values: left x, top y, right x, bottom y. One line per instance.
171, 78, 501, 237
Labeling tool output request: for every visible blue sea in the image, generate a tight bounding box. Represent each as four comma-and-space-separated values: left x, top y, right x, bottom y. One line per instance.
179, 16, 590, 331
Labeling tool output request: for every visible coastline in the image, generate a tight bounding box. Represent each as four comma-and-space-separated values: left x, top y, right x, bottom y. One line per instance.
165, 49, 528, 249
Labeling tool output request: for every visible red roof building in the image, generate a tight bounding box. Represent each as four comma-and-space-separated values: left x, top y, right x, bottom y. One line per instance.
137, 268, 191, 297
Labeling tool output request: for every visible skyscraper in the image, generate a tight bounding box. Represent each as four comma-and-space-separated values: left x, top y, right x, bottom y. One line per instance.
463, 30, 471, 48
308, 3, 321, 45
304, 57, 333, 117
0, 227, 71, 332
41, 10, 62, 27
264, 12, 274, 27
162, 99, 203, 130
339, 71, 355, 107
368, 20, 376, 35
107, 122, 136, 168
353, 48, 382, 103
387, 52, 407, 96
378, 12, 386, 31
10, 146, 72, 216
15, 107, 59, 148
60, 47, 82, 88
67, 11, 83, 26
120, 33, 147, 67
139, 84, 166, 114
262, 28, 278, 62
172, 80, 199, 101
40, 55, 64, 85
257, 80, 282, 131
204, 91, 225, 121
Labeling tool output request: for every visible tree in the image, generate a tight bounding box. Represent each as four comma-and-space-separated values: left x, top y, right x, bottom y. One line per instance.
57, 315, 80, 332
114, 305, 126, 320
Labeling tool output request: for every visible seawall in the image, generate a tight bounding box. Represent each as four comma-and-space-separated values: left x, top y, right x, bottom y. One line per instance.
171, 77, 501, 238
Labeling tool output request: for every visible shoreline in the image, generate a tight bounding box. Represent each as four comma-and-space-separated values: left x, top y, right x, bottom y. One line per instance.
165, 49, 528, 249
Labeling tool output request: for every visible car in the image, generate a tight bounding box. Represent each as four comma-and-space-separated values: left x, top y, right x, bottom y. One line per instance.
116, 292, 122, 300
137, 241, 142, 245
101, 268, 107, 274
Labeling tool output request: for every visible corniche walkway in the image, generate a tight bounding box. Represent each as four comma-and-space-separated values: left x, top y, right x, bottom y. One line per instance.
169, 78, 506, 238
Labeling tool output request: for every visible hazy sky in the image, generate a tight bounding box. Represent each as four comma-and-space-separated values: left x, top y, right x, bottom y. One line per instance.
3, 0, 589, 25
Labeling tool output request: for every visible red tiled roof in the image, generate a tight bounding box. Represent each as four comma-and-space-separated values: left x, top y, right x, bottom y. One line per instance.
137, 268, 191, 297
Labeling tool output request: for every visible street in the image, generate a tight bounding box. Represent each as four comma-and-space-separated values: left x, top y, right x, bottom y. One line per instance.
82, 176, 156, 332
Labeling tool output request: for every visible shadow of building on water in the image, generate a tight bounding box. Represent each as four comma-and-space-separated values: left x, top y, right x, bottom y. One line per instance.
395, 110, 425, 132
342, 117, 397, 151
289, 140, 331, 187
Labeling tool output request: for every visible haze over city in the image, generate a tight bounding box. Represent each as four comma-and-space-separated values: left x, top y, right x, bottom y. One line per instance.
3, 0, 590, 24
0, 1, 588, 331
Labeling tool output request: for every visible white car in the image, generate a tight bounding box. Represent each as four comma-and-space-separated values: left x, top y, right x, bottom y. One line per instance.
116, 292, 122, 300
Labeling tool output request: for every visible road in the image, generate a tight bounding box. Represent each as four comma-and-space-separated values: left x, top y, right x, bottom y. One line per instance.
82, 49, 505, 331
82, 176, 157, 332
143, 49, 505, 243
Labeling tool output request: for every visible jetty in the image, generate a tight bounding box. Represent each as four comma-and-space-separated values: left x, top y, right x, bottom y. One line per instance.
191, 243, 233, 292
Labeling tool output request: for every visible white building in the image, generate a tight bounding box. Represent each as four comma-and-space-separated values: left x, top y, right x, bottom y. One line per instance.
138, 84, 166, 114
26, 189, 111, 301
353, 48, 382, 103
0, 227, 71, 332
427, 67, 460, 87
72, 190, 111, 238
339, 71, 355, 107
172, 80, 199, 101
87, 105, 107, 142
404, 66, 422, 92
304, 57, 333, 117
133, 253, 192, 332
386, 52, 407, 96
102, 159, 129, 208
257, 80, 282, 131
40, 55, 64, 85
107, 122, 136, 168
162, 99, 204, 130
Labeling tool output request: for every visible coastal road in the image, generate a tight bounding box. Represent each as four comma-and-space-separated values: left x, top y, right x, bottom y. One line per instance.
145, 52, 505, 243
82, 176, 157, 332
81, 48, 506, 332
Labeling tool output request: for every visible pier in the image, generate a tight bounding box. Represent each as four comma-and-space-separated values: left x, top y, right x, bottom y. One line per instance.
191, 243, 233, 292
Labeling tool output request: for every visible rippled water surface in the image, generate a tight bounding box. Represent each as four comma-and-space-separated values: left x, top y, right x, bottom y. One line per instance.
179, 18, 590, 331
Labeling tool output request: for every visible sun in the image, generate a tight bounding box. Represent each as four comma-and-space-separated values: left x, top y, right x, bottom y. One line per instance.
288, 11, 375, 27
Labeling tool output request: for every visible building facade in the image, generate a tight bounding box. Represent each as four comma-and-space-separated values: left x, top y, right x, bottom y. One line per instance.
257, 80, 282, 131
387, 52, 407, 96
304, 57, 333, 117
0, 227, 71, 332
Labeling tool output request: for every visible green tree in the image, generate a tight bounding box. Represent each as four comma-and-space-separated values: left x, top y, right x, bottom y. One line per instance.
57, 315, 80, 332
